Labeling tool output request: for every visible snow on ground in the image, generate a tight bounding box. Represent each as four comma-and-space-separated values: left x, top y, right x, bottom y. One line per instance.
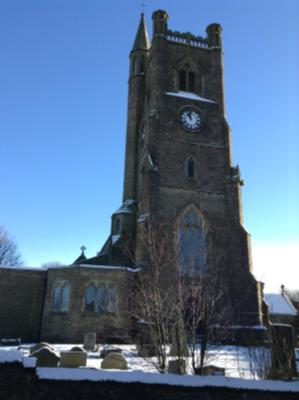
0, 344, 298, 391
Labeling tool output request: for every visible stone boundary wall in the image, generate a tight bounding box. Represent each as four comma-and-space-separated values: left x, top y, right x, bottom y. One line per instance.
0, 268, 46, 342
1, 363, 298, 400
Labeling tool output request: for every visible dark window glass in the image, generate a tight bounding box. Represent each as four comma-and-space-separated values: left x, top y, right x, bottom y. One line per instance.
179, 70, 186, 90
189, 72, 196, 92
115, 218, 121, 234
187, 158, 194, 178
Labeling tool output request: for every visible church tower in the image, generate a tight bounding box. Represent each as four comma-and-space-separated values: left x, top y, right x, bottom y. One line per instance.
91, 11, 265, 329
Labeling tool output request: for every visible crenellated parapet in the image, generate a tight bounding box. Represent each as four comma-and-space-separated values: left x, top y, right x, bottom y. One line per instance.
152, 9, 222, 50
166, 29, 209, 48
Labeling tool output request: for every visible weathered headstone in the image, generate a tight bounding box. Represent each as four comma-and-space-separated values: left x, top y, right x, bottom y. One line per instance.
83, 332, 97, 351
101, 352, 128, 370
168, 359, 186, 374
199, 365, 225, 376
268, 323, 297, 379
137, 343, 157, 357
100, 347, 122, 358
0, 338, 21, 346
70, 346, 86, 353
31, 347, 60, 367
60, 351, 87, 368
29, 342, 53, 355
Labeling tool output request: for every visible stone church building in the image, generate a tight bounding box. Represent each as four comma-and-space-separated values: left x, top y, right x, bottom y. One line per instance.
0, 10, 267, 343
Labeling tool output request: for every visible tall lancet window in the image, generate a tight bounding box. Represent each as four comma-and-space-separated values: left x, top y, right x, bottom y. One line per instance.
187, 157, 194, 178
178, 206, 206, 275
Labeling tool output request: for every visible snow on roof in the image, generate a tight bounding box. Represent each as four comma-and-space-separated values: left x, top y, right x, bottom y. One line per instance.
0, 264, 139, 273
165, 91, 216, 103
264, 293, 297, 316
112, 234, 121, 245
77, 264, 139, 273
114, 199, 136, 215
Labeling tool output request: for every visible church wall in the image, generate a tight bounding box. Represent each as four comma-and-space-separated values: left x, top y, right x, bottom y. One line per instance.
40, 266, 133, 343
0, 268, 46, 342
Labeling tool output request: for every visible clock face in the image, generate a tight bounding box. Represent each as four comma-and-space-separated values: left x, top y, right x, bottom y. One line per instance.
180, 107, 201, 132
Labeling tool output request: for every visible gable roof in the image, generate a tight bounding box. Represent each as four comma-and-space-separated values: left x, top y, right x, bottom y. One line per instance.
264, 293, 297, 316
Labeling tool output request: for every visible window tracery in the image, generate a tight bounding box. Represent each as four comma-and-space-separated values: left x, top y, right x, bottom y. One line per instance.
52, 282, 71, 312
178, 206, 206, 275
85, 282, 118, 314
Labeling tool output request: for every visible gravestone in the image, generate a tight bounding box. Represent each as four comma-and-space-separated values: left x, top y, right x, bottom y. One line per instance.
60, 351, 87, 368
0, 338, 21, 346
31, 347, 60, 367
100, 347, 122, 358
269, 323, 297, 379
168, 359, 186, 374
30, 342, 52, 355
70, 346, 86, 353
199, 365, 225, 376
101, 352, 128, 370
83, 332, 97, 351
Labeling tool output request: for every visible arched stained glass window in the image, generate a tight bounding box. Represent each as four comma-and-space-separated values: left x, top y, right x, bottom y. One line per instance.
178, 206, 206, 275
86, 284, 96, 312
61, 283, 70, 312
52, 282, 70, 312
53, 285, 62, 312
85, 282, 118, 314
96, 284, 106, 314
107, 283, 117, 313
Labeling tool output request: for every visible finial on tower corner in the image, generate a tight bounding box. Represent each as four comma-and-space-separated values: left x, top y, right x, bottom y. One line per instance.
152, 9, 169, 36
206, 23, 223, 48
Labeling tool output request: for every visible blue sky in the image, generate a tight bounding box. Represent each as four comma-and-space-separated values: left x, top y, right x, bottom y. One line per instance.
1, 0, 298, 291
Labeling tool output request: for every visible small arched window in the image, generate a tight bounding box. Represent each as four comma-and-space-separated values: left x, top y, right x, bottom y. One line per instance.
115, 218, 121, 234
179, 69, 187, 91
53, 285, 62, 312
96, 284, 106, 314
140, 57, 145, 73
107, 283, 117, 313
52, 282, 70, 312
85, 284, 96, 312
187, 158, 194, 178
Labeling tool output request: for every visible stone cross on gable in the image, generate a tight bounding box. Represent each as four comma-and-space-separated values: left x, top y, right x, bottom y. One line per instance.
80, 246, 86, 253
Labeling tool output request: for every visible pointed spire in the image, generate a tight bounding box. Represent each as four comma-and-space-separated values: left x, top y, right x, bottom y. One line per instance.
132, 13, 150, 51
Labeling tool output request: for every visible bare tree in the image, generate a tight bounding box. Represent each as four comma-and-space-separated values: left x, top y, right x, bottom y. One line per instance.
128, 216, 232, 374
133, 218, 178, 372
0, 225, 23, 267
178, 267, 232, 374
